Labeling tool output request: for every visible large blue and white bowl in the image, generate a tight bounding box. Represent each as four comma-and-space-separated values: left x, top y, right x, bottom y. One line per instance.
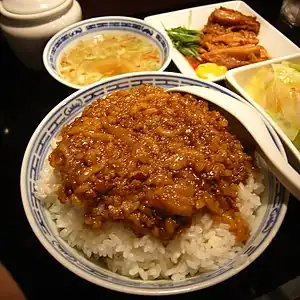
43, 17, 172, 89
21, 72, 288, 295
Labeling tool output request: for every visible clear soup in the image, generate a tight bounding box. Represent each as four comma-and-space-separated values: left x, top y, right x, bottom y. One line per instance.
58, 32, 162, 86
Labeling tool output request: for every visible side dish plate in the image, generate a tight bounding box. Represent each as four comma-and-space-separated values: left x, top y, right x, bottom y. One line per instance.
145, 1, 299, 82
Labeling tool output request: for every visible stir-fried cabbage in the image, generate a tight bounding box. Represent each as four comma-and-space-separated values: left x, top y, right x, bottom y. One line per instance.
246, 61, 300, 151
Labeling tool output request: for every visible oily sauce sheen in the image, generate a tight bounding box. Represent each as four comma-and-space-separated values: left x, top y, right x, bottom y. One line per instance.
50, 85, 253, 243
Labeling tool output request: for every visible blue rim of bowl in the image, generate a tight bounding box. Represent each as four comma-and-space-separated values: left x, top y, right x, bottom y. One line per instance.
20, 72, 289, 295
43, 16, 173, 90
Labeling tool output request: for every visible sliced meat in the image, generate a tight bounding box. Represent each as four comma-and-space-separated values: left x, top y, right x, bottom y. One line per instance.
200, 31, 259, 51
200, 45, 269, 69
196, 7, 269, 68
208, 7, 260, 34
203, 23, 229, 35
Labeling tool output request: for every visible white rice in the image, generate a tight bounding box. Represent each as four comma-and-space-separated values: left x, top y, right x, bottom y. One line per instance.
35, 158, 264, 281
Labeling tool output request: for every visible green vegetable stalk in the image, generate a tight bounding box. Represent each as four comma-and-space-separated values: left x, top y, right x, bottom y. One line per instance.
165, 27, 202, 60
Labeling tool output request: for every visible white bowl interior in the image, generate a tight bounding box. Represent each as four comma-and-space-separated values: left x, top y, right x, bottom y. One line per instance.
21, 72, 288, 295
145, 1, 299, 82
226, 53, 300, 170
43, 17, 172, 89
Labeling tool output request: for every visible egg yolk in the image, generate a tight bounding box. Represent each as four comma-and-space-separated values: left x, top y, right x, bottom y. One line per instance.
195, 63, 227, 80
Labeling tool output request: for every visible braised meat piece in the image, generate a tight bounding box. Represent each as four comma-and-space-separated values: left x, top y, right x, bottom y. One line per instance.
50, 85, 253, 242
197, 7, 269, 69
200, 45, 269, 69
200, 31, 259, 51
208, 7, 260, 34
203, 23, 229, 35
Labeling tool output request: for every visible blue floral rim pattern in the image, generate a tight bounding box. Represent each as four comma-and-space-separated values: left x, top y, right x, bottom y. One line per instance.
21, 72, 288, 294
45, 18, 170, 71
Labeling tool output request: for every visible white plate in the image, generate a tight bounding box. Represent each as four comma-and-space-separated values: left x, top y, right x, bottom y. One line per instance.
145, 1, 300, 82
226, 53, 300, 172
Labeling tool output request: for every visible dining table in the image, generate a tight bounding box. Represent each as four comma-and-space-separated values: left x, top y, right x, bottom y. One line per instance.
1, 0, 300, 299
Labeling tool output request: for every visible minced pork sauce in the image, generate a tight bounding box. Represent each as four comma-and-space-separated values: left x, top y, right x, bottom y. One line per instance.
49, 85, 253, 243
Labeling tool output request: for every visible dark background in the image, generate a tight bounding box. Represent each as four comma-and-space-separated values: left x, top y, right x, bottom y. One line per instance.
78, 0, 283, 22
1, 0, 300, 299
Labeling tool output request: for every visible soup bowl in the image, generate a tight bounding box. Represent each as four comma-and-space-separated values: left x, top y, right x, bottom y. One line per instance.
21, 72, 288, 295
43, 16, 172, 89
